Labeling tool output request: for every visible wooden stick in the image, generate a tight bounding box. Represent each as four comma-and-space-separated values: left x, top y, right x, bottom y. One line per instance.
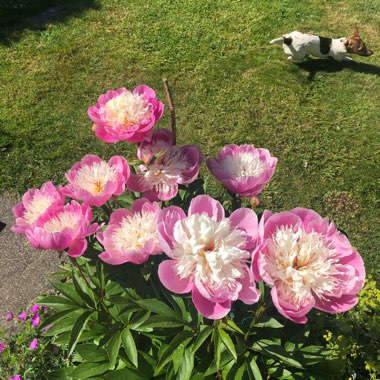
162, 78, 177, 145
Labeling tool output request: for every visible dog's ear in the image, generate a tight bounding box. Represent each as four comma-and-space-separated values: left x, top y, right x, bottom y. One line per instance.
352, 27, 360, 37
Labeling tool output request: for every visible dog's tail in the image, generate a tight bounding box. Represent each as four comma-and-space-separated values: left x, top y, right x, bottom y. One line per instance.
270, 36, 293, 45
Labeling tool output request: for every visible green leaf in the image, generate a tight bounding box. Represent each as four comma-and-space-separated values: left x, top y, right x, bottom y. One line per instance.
72, 271, 96, 308
76, 344, 108, 362
204, 349, 234, 376
104, 368, 148, 380
115, 193, 135, 208
222, 320, 244, 335
214, 328, 221, 370
46, 367, 75, 379
156, 330, 194, 372
222, 359, 237, 379
297, 345, 333, 366
118, 304, 142, 317
107, 332, 122, 369
219, 328, 237, 362
178, 348, 195, 380
121, 328, 138, 367
68, 310, 93, 356
172, 346, 185, 373
51, 282, 85, 306
109, 295, 133, 305
99, 322, 124, 347
192, 325, 213, 353
253, 316, 284, 329
164, 294, 188, 320
252, 339, 303, 369
42, 314, 83, 337
136, 299, 178, 318
39, 308, 79, 331
245, 354, 263, 380
225, 361, 246, 380
38, 295, 78, 310
70, 362, 110, 379
139, 315, 184, 329
137, 351, 156, 378
128, 310, 151, 331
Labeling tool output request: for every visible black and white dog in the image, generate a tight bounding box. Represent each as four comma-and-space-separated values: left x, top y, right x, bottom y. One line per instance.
270, 27, 373, 61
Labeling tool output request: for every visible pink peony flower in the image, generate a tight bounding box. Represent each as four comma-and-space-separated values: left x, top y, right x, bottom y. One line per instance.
127, 129, 203, 201
10, 376, 22, 380
6, 312, 14, 321
0, 340, 5, 353
207, 144, 277, 197
12, 182, 65, 235
157, 195, 260, 319
98, 198, 162, 265
18, 311, 28, 321
30, 304, 40, 313
29, 338, 38, 350
252, 208, 366, 324
25, 201, 101, 257
61, 155, 130, 206
31, 314, 40, 327
88, 85, 164, 143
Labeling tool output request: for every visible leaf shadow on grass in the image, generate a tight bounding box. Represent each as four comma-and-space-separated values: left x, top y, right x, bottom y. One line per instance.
296, 58, 380, 80
0, 0, 100, 46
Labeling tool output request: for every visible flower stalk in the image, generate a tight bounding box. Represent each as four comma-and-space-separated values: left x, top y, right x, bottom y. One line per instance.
162, 78, 177, 145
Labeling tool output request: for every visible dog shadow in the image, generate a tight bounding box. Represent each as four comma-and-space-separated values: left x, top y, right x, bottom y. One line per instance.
296, 58, 380, 80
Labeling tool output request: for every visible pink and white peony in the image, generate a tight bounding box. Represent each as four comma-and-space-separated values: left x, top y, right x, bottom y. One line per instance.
61, 155, 130, 206
157, 195, 260, 319
207, 144, 277, 197
127, 129, 203, 201
12, 182, 65, 235
252, 208, 365, 323
88, 85, 164, 143
97, 198, 162, 265
25, 201, 101, 257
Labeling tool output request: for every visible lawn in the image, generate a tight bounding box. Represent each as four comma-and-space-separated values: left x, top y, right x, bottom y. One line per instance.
0, 0, 379, 273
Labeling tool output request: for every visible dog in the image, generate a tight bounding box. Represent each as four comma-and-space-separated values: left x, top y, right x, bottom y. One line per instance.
270, 27, 373, 61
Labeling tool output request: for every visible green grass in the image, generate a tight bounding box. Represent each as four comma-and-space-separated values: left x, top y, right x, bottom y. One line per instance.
0, 0, 379, 272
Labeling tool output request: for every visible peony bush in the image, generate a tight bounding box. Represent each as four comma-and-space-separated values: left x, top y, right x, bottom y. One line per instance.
11, 81, 366, 379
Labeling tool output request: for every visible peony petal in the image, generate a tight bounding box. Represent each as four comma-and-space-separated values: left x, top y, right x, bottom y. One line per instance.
99, 251, 129, 265
271, 287, 314, 324
237, 267, 260, 304
158, 260, 193, 294
188, 195, 224, 221
157, 206, 186, 258
192, 285, 231, 319
314, 293, 359, 314
67, 238, 87, 257
229, 208, 258, 250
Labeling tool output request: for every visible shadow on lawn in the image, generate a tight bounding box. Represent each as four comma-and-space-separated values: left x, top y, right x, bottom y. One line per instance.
296, 58, 380, 80
0, 0, 100, 45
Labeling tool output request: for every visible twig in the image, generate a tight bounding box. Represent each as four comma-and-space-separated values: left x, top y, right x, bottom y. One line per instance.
162, 78, 177, 144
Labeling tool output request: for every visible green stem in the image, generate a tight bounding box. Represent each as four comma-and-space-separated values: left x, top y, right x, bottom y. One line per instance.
244, 302, 267, 345
72, 258, 116, 322
101, 203, 112, 218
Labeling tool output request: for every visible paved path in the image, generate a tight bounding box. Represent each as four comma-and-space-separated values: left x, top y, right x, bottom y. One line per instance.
0, 194, 64, 326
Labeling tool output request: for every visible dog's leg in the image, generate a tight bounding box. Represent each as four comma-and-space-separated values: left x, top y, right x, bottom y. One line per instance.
331, 53, 352, 62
